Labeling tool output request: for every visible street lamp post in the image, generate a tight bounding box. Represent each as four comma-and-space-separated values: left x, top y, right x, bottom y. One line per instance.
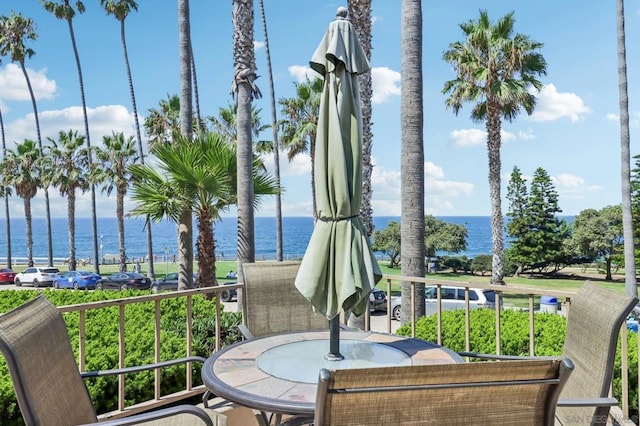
164, 247, 169, 277
100, 235, 104, 265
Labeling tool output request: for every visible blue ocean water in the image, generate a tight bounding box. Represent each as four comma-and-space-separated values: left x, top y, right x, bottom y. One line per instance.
0, 216, 495, 262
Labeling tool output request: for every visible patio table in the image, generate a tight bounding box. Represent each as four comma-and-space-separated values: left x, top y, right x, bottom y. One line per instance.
201, 330, 462, 420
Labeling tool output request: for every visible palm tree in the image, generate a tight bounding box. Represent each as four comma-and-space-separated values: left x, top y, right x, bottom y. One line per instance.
278, 77, 323, 219
348, 0, 374, 239
258, 0, 283, 262
129, 132, 277, 289
208, 103, 271, 154
43, 130, 90, 271
232, 0, 261, 294
144, 94, 181, 149
41, 0, 101, 275
399, 0, 425, 324
442, 10, 547, 286
100, 0, 154, 278
0, 11, 55, 266
0, 140, 40, 267
616, 0, 637, 297
92, 132, 139, 272
0, 92, 11, 269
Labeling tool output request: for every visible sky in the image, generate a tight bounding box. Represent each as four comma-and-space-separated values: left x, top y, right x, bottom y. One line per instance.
0, 0, 638, 219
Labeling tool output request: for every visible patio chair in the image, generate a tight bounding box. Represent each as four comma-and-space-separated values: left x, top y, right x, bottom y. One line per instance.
0, 293, 232, 426
459, 281, 638, 426
239, 261, 329, 339
304, 358, 574, 425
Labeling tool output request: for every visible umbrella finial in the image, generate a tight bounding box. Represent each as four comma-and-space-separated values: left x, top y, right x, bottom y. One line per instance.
336, 6, 348, 20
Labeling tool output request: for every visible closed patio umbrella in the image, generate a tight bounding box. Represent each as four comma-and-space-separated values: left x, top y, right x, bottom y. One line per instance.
295, 7, 382, 360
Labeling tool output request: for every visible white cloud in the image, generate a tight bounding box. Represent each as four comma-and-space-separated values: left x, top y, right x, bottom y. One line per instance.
371, 67, 400, 104
254, 41, 265, 50
605, 113, 619, 121
553, 173, 585, 189
530, 83, 591, 123
518, 128, 535, 140
449, 128, 520, 147
0, 63, 56, 102
449, 128, 485, 147
4, 104, 137, 148
288, 65, 321, 83
262, 151, 311, 178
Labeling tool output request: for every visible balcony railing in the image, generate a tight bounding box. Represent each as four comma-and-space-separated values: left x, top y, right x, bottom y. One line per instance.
54, 276, 636, 424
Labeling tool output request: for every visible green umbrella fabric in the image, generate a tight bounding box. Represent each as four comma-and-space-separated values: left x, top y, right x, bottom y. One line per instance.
295, 8, 382, 320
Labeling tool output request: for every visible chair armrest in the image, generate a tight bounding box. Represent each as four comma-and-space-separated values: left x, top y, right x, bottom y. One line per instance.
81, 404, 215, 426
457, 352, 558, 361
557, 397, 619, 408
80, 356, 206, 378
238, 324, 254, 340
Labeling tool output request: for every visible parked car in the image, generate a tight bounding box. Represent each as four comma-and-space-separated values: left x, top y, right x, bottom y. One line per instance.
369, 288, 387, 312
53, 270, 101, 290
96, 272, 151, 291
0, 268, 16, 284
390, 285, 499, 321
14, 267, 60, 287
150, 273, 199, 293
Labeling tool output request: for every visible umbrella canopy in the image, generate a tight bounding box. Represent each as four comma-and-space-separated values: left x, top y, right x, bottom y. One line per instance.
295, 7, 382, 322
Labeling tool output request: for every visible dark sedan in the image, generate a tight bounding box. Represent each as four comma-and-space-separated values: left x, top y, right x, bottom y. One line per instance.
151, 272, 198, 293
54, 270, 100, 290
96, 272, 151, 291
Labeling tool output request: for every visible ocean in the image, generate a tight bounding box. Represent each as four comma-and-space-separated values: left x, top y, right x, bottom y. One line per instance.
0, 216, 495, 263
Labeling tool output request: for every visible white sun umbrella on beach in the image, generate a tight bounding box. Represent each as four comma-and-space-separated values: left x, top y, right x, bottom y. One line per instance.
295, 7, 382, 360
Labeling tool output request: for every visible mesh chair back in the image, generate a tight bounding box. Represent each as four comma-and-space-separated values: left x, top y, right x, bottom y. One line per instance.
315, 359, 573, 426
242, 262, 328, 337
557, 282, 637, 425
0, 294, 97, 425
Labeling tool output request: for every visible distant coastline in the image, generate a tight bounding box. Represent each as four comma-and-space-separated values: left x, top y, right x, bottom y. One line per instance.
0, 216, 506, 262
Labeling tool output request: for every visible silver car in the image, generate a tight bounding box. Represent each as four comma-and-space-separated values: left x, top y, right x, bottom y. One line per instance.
390, 285, 498, 321
14, 267, 60, 288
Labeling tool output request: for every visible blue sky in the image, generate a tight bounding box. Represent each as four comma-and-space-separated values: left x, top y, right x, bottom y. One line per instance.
0, 1, 638, 219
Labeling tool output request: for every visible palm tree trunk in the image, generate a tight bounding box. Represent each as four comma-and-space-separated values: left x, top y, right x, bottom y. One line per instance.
119, 19, 154, 278
196, 209, 216, 288
178, 0, 194, 290
233, 0, 259, 314
117, 188, 126, 272
400, 0, 425, 324
66, 15, 100, 275
0, 107, 11, 269
68, 189, 76, 271
258, 0, 283, 261
178, 208, 193, 290
616, 0, 637, 296
20, 62, 53, 266
486, 105, 505, 285
24, 198, 33, 267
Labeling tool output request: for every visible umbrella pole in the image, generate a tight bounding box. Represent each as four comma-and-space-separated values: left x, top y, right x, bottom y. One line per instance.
326, 316, 344, 361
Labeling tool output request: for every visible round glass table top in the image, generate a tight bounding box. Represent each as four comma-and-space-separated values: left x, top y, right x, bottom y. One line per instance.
257, 339, 412, 383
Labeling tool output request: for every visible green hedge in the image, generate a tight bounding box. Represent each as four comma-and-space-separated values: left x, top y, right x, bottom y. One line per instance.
396, 309, 638, 418
0, 290, 242, 425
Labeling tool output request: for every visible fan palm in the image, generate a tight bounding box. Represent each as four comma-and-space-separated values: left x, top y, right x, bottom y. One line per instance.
0, 140, 40, 267
43, 130, 90, 271
129, 132, 277, 289
442, 10, 547, 285
278, 77, 323, 220
92, 132, 139, 272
